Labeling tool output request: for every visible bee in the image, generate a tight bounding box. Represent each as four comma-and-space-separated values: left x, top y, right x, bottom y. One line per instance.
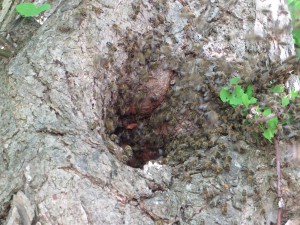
210, 156, 216, 163
180, 6, 195, 19
213, 164, 223, 174
105, 119, 115, 133
124, 145, 133, 158
221, 200, 228, 215
131, 0, 141, 20
259, 206, 266, 215
224, 155, 232, 162
246, 114, 253, 120
120, 154, 129, 163
200, 219, 205, 225
234, 141, 250, 154
110, 134, 119, 144
215, 151, 222, 159
202, 160, 213, 170
154, 220, 164, 225
181, 172, 192, 183
92, 6, 104, 15
157, 14, 165, 24
149, 17, 161, 27
106, 42, 117, 52
240, 189, 247, 203
245, 170, 255, 185
112, 24, 122, 35
231, 221, 238, 225
223, 162, 230, 171
261, 8, 272, 14
219, 142, 228, 151
202, 186, 213, 201
134, 51, 146, 65
57, 24, 73, 33
202, 141, 209, 149
99, 56, 111, 70
205, 110, 219, 127
78, 8, 87, 17
149, 61, 160, 70
88, 120, 99, 130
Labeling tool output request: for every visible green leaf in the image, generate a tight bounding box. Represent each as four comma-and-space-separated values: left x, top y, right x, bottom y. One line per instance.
291, 89, 299, 100
246, 84, 254, 98
242, 93, 249, 107
220, 88, 231, 102
233, 85, 244, 97
270, 85, 285, 93
263, 108, 272, 116
281, 96, 290, 107
16, 3, 51, 17
263, 128, 275, 142
249, 97, 257, 104
229, 96, 243, 107
267, 117, 278, 130
230, 77, 241, 85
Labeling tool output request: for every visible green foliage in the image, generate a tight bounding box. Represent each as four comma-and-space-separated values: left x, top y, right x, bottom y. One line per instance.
219, 78, 300, 142
262, 108, 278, 141
16, 2, 51, 17
291, 89, 299, 99
229, 77, 241, 85
220, 78, 257, 108
281, 96, 289, 107
288, 0, 300, 50
270, 85, 285, 93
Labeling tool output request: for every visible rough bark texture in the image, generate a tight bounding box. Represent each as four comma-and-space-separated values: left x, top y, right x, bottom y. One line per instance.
0, 0, 299, 225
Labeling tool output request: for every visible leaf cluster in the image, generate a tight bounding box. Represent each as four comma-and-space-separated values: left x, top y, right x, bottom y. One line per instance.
16, 2, 51, 17
219, 78, 300, 142
288, 0, 300, 51
220, 77, 257, 108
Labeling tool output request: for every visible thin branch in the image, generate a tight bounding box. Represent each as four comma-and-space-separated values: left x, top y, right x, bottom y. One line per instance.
254, 111, 282, 124
274, 138, 282, 225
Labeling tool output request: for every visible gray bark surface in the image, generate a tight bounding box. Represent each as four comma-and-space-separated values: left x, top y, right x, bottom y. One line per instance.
0, 0, 299, 225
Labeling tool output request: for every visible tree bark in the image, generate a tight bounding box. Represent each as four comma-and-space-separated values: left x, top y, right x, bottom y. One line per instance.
0, 0, 299, 225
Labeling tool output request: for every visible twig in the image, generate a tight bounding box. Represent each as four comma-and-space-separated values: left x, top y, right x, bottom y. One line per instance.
274, 138, 282, 197
274, 138, 282, 225
254, 112, 281, 124
277, 208, 283, 225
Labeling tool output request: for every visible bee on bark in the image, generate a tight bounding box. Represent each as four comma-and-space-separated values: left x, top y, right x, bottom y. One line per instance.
202, 160, 213, 170
180, 6, 195, 19
223, 161, 230, 171
219, 142, 229, 151
110, 134, 119, 144
246, 170, 255, 185
149, 17, 162, 27
259, 206, 266, 215
124, 145, 133, 158
221, 200, 228, 215
92, 6, 103, 15
112, 24, 122, 35
215, 151, 222, 159
213, 163, 223, 174
57, 24, 73, 33
240, 189, 247, 203
106, 42, 117, 52
181, 172, 192, 183
120, 154, 129, 163
105, 119, 115, 133
224, 155, 232, 162
131, 0, 141, 20
202, 186, 217, 201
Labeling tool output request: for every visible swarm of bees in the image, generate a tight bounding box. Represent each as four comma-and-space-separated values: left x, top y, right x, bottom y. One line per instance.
99, 1, 300, 222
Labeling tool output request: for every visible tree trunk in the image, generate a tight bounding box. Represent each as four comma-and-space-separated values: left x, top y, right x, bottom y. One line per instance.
0, 0, 299, 224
